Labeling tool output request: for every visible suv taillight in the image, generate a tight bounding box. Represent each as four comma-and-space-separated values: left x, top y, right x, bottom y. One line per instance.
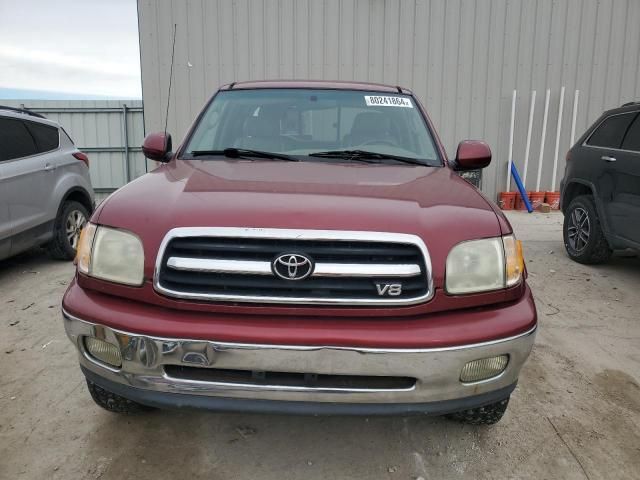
73, 151, 89, 167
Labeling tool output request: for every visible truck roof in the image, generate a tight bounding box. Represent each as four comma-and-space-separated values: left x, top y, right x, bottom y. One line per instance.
220, 80, 412, 94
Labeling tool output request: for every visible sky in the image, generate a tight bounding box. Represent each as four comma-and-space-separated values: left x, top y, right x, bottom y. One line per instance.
0, 0, 141, 99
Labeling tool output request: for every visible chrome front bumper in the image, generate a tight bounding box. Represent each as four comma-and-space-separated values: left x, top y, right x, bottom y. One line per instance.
63, 309, 536, 407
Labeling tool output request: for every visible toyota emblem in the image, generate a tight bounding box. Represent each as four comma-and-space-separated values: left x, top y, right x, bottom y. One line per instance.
272, 253, 314, 280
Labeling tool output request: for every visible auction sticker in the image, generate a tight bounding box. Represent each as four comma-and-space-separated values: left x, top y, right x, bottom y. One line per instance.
364, 95, 413, 108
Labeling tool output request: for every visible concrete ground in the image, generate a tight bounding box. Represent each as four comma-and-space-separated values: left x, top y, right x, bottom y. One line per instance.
1, 211, 639, 479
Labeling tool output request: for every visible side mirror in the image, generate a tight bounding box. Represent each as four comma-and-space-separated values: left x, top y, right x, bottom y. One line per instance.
453, 140, 491, 170
142, 132, 172, 162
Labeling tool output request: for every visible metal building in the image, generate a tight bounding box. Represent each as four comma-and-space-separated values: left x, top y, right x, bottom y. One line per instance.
137, 0, 640, 199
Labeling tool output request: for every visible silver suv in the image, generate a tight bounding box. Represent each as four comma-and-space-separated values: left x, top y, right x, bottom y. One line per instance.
0, 106, 94, 261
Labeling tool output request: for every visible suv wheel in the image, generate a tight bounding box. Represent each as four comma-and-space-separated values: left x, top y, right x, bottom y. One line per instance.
48, 200, 90, 260
563, 195, 612, 264
86, 380, 154, 414
446, 397, 509, 425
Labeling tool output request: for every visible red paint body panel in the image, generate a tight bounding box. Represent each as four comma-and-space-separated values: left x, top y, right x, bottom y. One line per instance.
76, 273, 525, 318
92, 161, 512, 316
72, 80, 534, 347
63, 278, 536, 348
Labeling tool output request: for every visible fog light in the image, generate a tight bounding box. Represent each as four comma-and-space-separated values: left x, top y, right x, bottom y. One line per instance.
84, 337, 122, 367
460, 355, 508, 383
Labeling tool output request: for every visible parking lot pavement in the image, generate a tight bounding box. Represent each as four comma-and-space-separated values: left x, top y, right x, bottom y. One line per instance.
0, 211, 639, 479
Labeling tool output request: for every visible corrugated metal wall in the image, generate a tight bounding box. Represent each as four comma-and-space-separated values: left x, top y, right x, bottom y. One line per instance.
137, 0, 640, 199
2, 100, 146, 192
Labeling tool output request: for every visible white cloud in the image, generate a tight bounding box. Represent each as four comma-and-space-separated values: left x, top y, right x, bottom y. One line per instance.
0, 0, 141, 98
0, 46, 135, 78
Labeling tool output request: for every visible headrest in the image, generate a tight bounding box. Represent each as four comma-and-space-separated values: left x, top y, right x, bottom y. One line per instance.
244, 113, 280, 137
350, 112, 391, 137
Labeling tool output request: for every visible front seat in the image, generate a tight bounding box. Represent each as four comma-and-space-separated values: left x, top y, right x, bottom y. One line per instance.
235, 109, 284, 151
344, 112, 395, 147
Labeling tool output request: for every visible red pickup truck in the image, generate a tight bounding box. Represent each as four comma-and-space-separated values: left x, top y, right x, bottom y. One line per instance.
63, 80, 536, 424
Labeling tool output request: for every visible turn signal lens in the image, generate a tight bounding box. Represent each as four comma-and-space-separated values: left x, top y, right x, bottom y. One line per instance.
460, 355, 509, 383
75, 223, 97, 274
503, 235, 524, 287
84, 337, 122, 367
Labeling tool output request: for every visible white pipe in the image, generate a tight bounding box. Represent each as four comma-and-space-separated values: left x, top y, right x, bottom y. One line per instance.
535, 89, 551, 192
523, 90, 536, 186
570, 89, 580, 145
551, 86, 565, 191
506, 89, 517, 192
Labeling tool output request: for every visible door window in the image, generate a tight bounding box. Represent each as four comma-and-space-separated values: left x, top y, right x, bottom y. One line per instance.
25, 121, 59, 153
621, 113, 640, 152
587, 112, 636, 149
0, 117, 38, 161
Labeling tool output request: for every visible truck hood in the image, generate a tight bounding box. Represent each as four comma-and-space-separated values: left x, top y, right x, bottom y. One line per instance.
95, 160, 505, 284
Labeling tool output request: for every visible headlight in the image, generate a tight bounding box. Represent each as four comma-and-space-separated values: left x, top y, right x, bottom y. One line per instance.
445, 235, 523, 294
75, 223, 144, 286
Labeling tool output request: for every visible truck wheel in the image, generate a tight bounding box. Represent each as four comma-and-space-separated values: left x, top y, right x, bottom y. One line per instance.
48, 201, 89, 260
446, 397, 509, 425
563, 195, 612, 264
86, 380, 154, 414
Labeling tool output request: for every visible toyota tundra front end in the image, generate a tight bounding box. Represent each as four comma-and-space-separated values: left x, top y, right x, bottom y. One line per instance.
63, 81, 536, 424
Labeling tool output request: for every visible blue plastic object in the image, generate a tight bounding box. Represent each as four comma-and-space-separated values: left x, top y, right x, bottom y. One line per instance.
510, 163, 533, 213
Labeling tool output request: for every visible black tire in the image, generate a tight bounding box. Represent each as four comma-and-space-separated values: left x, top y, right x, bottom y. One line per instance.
48, 201, 90, 260
563, 195, 612, 264
446, 397, 509, 425
86, 380, 154, 414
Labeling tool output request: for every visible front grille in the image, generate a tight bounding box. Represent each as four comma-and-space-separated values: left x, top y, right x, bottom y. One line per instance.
155, 228, 432, 305
164, 365, 416, 391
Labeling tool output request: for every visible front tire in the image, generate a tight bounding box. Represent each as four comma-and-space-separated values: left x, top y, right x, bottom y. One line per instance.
563, 195, 612, 264
446, 397, 510, 425
86, 380, 154, 414
48, 201, 89, 260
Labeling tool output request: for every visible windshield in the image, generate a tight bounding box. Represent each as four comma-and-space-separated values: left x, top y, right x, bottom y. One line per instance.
183, 89, 441, 166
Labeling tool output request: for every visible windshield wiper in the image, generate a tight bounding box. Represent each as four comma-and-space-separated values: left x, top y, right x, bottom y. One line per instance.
190, 148, 300, 162
308, 150, 427, 166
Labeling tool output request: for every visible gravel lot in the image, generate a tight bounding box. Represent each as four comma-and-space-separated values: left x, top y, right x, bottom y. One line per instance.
1, 211, 639, 479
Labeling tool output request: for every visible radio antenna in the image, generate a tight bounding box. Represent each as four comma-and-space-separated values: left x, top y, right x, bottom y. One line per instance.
164, 23, 177, 139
